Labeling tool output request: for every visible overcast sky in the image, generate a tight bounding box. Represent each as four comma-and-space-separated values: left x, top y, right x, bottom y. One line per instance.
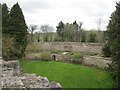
1, 0, 120, 31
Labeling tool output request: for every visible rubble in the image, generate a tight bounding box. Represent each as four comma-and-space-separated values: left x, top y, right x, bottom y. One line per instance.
0, 59, 61, 89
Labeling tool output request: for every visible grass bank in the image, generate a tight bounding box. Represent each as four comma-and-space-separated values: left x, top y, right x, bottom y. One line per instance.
19, 60, 113, 88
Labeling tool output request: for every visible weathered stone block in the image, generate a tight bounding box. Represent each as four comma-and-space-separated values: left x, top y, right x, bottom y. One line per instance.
0, 60, 61, 89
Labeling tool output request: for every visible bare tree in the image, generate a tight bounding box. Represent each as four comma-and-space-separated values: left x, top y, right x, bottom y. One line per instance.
96, 17, 103, 43
28, 24, 37, 42
40, 24, 54, 42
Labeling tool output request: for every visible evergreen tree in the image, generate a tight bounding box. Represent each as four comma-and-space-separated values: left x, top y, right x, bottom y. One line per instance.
2, 3, 9, 33
9, 3, 28, 58
0, 3, 2, 31
106, 2, 120, 88
56, 21, 65, 41
0, 3, 2, 57
73, 20, 78, 30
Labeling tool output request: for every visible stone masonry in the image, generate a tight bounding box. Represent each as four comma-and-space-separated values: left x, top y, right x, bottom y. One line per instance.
0, 58, 61, 89
30, 42, 103, 54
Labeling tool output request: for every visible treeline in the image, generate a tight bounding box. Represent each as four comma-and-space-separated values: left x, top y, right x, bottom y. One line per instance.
2, 3, 28, 60
55, 21, 105, 43
31, 21, 105, 43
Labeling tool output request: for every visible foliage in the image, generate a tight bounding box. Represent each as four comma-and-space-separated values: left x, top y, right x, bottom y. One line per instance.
8, 3, 28, 58
50, 50, 64, 54
102, 44, 112, 57
25, 43, 42, 54
56, 21, 83, 42
2, 3, 28, 60
54, 36, 63, 42
80, 52, 98, 56
41, 52, 51, 60
106, 2, 120, 88
58, 52, 83, 64
2, 34, 21, 60
56, 21, 105, 43
40, 24, 54, 42
20, 60, 113, 88
88, 33, 97, 42
56, 21, 65, 41
70, 52, 83, 63
81, 30, 86, 42
27, 24, 38, 42
35, 29, 105, 43
61, 23, 77, 41
2, 3, 9, 34
0, 3, 2, 30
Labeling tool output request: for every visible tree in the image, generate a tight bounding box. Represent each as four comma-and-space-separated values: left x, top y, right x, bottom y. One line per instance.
73, 21, 79, 41
9, 3, 28, 58
56, 21, 65, 41
73, 20, 78, 30
88, 33, 97, 43
2, 35, 19, 60
78, 22, 83, 42
56, 21, 85, 42
0, 3, 2, 57
28, 24, 37, 42
61, 23, 76, 41
2, 3, 11, 59
81, 30, 86, 42
102, 43, 112, 57
96, 16, 105, 43
2, 3, 9, 34
106, 2, 120, 88
0, 4, 2, 32
40, 24, 53, 42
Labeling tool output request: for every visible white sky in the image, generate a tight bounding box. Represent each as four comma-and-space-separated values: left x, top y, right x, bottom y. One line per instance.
1, 0, 120, 31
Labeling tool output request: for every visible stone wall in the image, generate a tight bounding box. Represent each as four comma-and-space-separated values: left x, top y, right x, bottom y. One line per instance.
31, 42, 103, 53
83, 55, 112, 67
0, 59, 61, 89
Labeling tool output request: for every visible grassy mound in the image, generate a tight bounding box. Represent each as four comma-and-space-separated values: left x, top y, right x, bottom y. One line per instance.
19, 60, 113, 88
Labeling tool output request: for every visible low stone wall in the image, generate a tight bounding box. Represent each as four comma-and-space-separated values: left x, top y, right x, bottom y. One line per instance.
83, 55, 112, 67
31, 42, 103, 53
0, 59, 61, 89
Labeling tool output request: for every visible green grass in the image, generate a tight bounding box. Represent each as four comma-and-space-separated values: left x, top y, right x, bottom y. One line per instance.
19, 60, 113, 88
50, 50, 64, 54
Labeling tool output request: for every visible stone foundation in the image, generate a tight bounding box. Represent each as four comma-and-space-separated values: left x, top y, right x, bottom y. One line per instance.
0, 59, 61, 89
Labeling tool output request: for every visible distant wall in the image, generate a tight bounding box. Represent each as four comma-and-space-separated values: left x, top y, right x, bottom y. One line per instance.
31, 42, 103, 53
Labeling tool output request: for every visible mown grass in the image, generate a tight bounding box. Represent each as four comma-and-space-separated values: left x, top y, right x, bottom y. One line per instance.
19, 60, 113, 88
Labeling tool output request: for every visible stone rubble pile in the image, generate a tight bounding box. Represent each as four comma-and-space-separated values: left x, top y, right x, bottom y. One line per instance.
83, 55, 112, 67
0, 59, 61, 89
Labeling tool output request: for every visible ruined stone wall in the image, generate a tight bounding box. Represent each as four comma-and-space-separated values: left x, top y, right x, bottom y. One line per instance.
83, 55, 112, 67
31, 42, 103, 53
0, 59, 61, 89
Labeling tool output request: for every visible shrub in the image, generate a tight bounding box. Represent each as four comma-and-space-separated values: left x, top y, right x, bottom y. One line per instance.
25, 43, 42, 54
81, 52, 98, 56
51, 50, 64, 54
2, 35, 21, 60
102, 44, 112, 57
71, 52, 83, 64
41, 52, 51, 60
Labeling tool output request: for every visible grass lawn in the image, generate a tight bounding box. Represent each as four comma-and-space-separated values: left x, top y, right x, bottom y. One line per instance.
19, 60, 113, 88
